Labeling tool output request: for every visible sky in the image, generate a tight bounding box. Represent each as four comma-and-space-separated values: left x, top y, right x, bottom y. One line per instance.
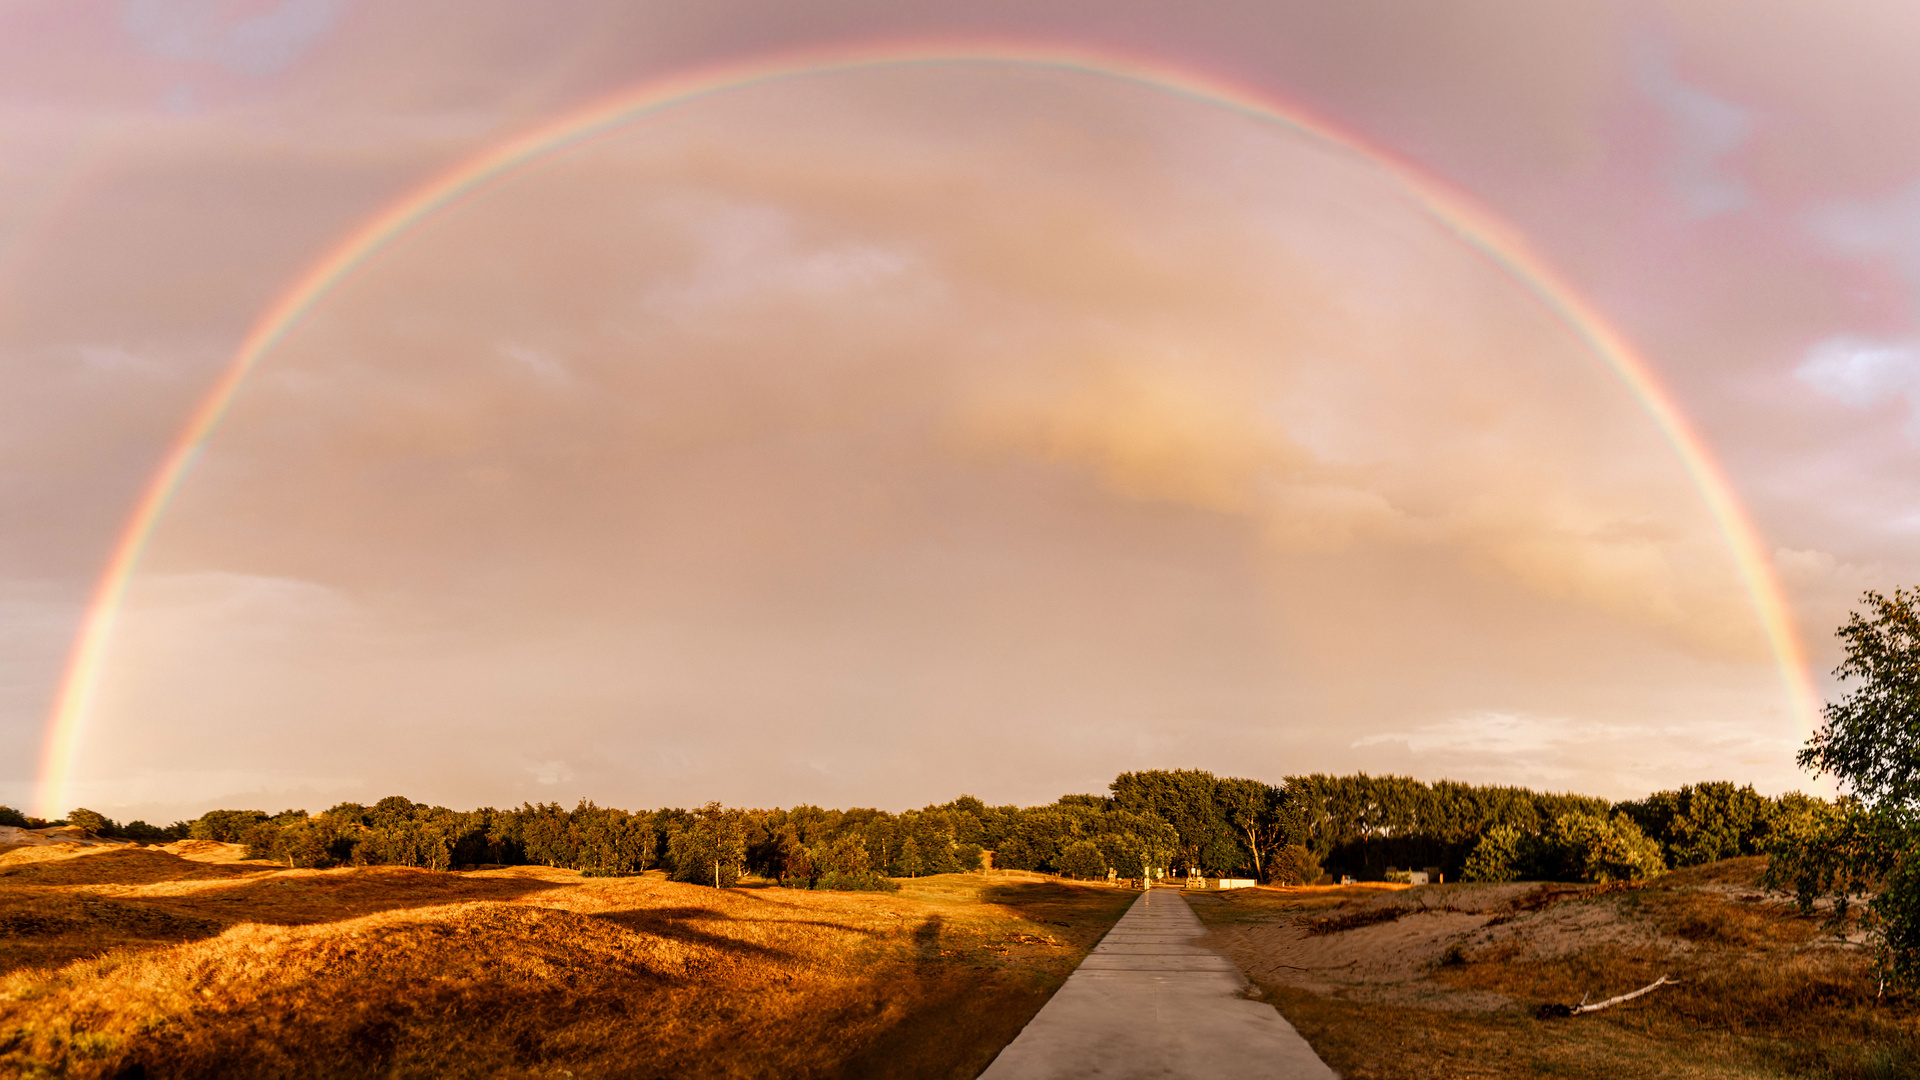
4, 0, 1918, 822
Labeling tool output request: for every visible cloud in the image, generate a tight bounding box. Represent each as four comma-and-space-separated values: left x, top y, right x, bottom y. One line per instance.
1635, 43, 1755, 219
1805, 179, 1920, 311
120, 0, 345, 77
1353, 711, 1799, 796
1796, 335, 1920, 434
641, 203, 917, 315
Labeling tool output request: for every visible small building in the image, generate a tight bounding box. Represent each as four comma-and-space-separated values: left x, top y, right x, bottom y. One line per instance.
1210, 878, 1257, 890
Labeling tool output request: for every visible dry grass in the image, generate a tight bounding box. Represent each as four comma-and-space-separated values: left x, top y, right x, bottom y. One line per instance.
1187, 858, 1920, 1080
0, 849, 1135, 1079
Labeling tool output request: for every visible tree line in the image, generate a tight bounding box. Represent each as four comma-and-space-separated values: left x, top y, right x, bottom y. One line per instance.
11, 770, 1822, 889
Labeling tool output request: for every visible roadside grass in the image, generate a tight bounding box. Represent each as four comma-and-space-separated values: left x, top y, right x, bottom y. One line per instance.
1188, 858, 1920, 1080
0, 849, 1135, 1079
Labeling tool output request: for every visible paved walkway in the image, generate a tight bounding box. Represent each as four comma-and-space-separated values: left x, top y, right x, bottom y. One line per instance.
978, 888, 1338, 1080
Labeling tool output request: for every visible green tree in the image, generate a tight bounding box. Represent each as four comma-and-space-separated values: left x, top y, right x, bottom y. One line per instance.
668, 802, 748, 888
1774, 588, 1920, 990
1461, 824, 1531, 883
1214, 778, 1286, 881
190, 809, 268, 843
1112, 769, 1235, 874
1543, 812, 1665, 882
1803, 589, 1920, 805
66, 808, 112, 835
1058, 840, 1106, 880
897, 837, 925, 878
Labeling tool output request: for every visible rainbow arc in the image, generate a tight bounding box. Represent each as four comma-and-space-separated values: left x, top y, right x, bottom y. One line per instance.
32, 41, 1819, 817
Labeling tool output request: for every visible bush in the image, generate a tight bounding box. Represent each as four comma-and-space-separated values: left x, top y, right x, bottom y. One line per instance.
811, 869, 900, 892
1267, 844, 1321, 886
1058, 840, 1106, 880
953, 842, 984, 873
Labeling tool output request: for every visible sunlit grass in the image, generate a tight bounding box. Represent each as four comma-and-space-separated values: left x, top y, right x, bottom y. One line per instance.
0, 845, 1134, 1079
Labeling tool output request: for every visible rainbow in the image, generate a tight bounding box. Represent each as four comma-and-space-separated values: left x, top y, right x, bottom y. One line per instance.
32, 40, 1821, 817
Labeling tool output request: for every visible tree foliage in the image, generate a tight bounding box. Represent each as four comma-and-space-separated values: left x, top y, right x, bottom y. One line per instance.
1774, 588, 1920, 991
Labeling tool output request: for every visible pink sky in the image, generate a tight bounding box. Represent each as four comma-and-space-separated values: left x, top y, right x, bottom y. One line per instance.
4, 1, 1917, 820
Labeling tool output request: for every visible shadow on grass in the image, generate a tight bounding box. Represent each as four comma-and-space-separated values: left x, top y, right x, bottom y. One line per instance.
980, 879, 1138, 932
0, 847, 275, 888
589, 906, 799, 963
69, 865, 567, 928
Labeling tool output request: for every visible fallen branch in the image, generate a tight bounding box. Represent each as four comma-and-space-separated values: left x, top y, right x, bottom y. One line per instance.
1535, 975, 1677, 1019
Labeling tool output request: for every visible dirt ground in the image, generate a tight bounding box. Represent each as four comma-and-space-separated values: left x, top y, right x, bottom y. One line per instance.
1185, 861, 1920, 1080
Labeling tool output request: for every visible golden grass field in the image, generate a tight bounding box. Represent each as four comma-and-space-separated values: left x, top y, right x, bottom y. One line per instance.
10, 839, 1920, 1079
1187, 859, 1920, 1080
0, 841, 1135, 1079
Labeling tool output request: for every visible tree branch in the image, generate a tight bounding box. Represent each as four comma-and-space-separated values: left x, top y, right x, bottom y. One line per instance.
1536, 975, 1677, 1019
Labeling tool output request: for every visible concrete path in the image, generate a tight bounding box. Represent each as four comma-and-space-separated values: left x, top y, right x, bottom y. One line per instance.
978, 888, 1338, 1080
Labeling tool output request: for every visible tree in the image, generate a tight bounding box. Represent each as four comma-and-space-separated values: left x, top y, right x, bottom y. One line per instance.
1461, 824, 1530, 883
1802, 589, 1920, 806
66, 808, 111, 835
1058, 840, 1106, 880
1214, 778, 1286, 881
190, 809, 268, 843
1775, 588, 1920, 990
1544, 812, 1666, 883
668, 802, 748, 888
1111, 770, 1236, 874
897, 838, 925, 878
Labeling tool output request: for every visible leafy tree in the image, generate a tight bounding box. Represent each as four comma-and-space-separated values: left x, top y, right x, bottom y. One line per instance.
119, 819, 189, 843
66, 808, 112, 835
190, 809, 268, 843
952, 842, 985, 873
1461, 824, 1530, 883
1803, 589, 1920, 805
1058, 840, 1106, 880
0, 806, 29, 828
1543, 812, 1665, 883
1214, 778, 1286, 880
1616, 782, 1777, 867
1112, 769, 1237, 874
668, 802, 748, 888
896, 837, 925, 878
1774, 588, 1920, 990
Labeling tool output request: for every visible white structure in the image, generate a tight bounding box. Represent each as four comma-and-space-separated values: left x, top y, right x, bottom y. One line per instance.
1210, 878, 1257, 890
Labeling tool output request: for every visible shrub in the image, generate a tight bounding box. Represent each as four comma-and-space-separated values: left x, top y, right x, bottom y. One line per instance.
1267, 844, 1321, 886
811, 869, 900, 892
0, 805, 28, 828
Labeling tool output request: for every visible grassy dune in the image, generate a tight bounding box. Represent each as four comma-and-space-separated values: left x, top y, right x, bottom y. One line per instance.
1188, 858, 1920, 1080
0, 844, 1134, 1079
